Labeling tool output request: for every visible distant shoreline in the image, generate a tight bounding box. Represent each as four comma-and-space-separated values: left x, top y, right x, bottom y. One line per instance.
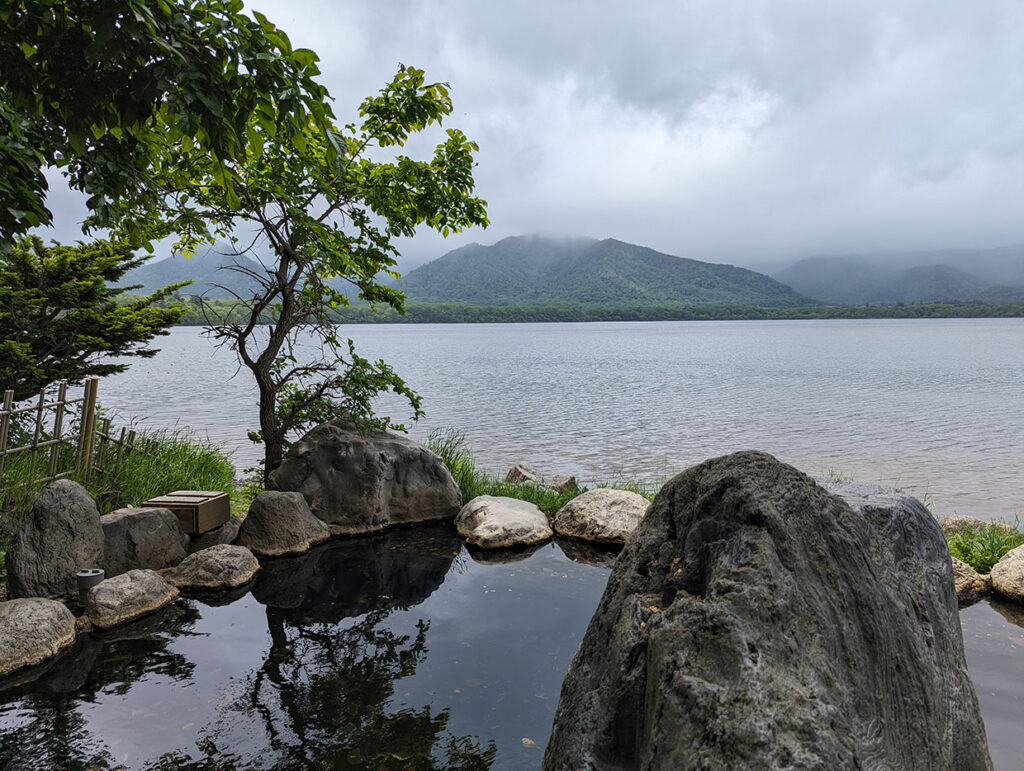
155, 298, 1024, 325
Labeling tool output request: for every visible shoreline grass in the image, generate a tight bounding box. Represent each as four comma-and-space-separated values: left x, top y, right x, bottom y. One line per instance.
0, 427, 234, 584
426, 428, 658, 516
946, 518, 1024, 574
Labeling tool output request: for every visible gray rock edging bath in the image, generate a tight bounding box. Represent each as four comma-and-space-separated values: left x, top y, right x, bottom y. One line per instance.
545, 451, 990, 770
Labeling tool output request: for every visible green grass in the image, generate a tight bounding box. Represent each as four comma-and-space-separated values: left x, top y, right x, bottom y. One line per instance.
946, 518, 1024, 574
426, 427, 658, 516
0, 427, 235, 583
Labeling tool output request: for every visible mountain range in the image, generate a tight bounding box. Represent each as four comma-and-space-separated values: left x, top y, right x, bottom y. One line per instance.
397, 236, 811, 307
116, 237, 1024, 308
770, 246, 1024, 305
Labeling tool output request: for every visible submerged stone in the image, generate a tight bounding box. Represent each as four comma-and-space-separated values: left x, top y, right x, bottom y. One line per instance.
544, 451, 990, 770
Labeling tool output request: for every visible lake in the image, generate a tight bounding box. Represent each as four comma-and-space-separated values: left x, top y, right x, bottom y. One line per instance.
100, 318, 1022, 519
2, 318, 1021, 768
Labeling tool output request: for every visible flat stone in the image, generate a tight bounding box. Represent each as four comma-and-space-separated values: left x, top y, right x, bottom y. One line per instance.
552, 488, 649, 544
163, 544, 259, 591
455, 495, 552, 549
991, 544, 1024, 602
939, 514, 988, 534
544, 451, 989, 770
7, 480, 104, 599
101, 507, 188, 577
85, 569, 178, 630
0, 598, 77, 677
236, 490, 330, 557
268, 419, 462, 536
952, 557, 990, 606
506, 463, 543, 485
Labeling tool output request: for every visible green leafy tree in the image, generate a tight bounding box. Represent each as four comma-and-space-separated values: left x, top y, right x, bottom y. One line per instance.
0, 0, 332, 245
131, 65, 487, 476
0, 236, 186, 400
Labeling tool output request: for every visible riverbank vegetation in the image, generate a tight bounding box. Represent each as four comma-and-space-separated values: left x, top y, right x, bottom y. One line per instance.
145, 296, 1024, 325
946, 519, 1024, 574
0, 427, 234, 584
426, 428, 658, 515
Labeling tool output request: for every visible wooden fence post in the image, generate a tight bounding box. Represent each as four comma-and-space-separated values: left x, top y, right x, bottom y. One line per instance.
47, 382, 68, 479
0, 389, 12, 478
77, 377, 99, 481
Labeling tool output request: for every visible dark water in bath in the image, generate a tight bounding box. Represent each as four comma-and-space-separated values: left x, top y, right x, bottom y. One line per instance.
1, 527, 1022, 769
0, 527, 615, 770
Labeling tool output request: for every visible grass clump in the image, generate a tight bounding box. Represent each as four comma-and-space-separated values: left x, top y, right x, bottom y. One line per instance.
946, 518, 1024, 574
426, 427, 659, 516
0, 427, 235, 582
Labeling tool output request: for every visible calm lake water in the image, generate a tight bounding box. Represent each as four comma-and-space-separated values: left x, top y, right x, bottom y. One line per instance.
1, 319, 1021, 768
100, 318, 1022, 519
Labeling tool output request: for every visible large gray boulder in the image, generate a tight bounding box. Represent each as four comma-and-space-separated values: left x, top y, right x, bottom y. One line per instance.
85, 569, 179, 629
455, 495, 552, 549
268, 419, 462, 536
7, 480, 104, 599
544, 451, 990, 770
236, 491, 330, 557
0, 598, 77, 677
552, 488, 649, 544
101, 507, 188, 577
187, 517, 241, 555
163, 544, 259, 591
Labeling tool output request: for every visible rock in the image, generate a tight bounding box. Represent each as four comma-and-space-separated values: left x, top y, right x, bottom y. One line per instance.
549, 474, 579, 494
163, 544, 259, 591
101, 507, 189, 577
455, 495, 553, 549
187, 517, 241, 555
544, 451, 990, 771
552, 488, 649, 544
85, 569, 178, 630
267, 418, 462, 536
7, 480, 104, 599
0, 598, 77, 677
505, 463, 542, 485
236, 491, 330, 557
939, 513, 988, 534
991, 544, 1024, 602
952, 557, 990, 606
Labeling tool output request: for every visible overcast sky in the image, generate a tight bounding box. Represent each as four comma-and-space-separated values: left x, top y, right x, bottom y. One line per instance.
43, 0, 1024, 269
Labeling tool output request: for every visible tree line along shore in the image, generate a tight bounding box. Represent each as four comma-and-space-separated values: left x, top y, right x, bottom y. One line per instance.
149, 296, 1024, 325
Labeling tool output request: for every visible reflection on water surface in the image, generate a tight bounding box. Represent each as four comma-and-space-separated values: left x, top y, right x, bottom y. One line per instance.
0, 526, 608, 769
1, 526, 1023, 769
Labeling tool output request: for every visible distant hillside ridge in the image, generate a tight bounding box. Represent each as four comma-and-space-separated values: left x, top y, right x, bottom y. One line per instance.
773, 245, 1024, 305
113, 248, 271, 299
399, 235, 812, 308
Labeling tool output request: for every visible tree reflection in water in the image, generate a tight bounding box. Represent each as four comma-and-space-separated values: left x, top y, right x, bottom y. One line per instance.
0, 602, 202, 770
185, 525, 498, 769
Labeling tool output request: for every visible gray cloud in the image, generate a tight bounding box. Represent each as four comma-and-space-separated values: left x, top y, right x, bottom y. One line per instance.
38, 1, 1024, 268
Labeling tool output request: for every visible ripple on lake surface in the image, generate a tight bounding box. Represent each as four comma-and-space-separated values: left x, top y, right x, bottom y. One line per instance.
99, 319, 1023, 519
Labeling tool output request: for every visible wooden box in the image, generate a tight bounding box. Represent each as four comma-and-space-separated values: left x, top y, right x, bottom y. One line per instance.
142, 490, 230, 535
